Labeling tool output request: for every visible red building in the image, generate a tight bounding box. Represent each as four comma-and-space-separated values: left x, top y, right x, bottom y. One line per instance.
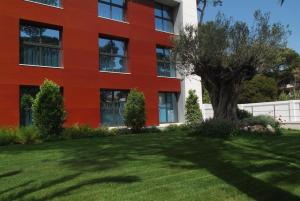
0, 0, 201, 127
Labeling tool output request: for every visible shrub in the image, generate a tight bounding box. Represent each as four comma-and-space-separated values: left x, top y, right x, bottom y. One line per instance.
241, 115, 281, 135
0, 127, 41, 146
124, 89, 146, 132
237, 109, 253, 120
32, 79, 66, 138
16, 126, 41, 144
0, 128, 17, 146
196, 118, 238, 138
185, 90, 203, 125
62, 124, 111, 139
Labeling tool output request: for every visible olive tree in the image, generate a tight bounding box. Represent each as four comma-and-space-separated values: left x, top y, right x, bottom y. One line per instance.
173, 11, 288, 120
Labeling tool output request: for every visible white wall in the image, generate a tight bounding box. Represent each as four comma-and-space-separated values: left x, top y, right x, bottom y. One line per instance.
203, 100, 300, 123
176, 0, 203, 123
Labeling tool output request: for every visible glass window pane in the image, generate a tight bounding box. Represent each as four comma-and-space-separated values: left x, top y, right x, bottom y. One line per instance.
112, 6, 124, 21
112, 56, 126, 72
112, 0, 124, 6
99, 2, 111, 18
100, 55, 112, 71
156, 47, 164, 60
163, 20, 174, 33
20, 25, 40, 43
41, 28, 60, 45
20, 45, 40, 65
112, 40, 125, 56
163, 6, 173, 20
155, 18, 163, 31
31, 0, 60, 7
99, 38, 111, 54
155, 3, 162, 17
100, 90, 128, 126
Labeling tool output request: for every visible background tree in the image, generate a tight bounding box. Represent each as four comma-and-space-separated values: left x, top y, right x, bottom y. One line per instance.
185, 90, 203, 125
124, 89, 146, 132
197, 0, 222, 24
32, 79, 66, 137
264, 48, 300, 91
173, 11, 288, 120
239, 75, 278, 103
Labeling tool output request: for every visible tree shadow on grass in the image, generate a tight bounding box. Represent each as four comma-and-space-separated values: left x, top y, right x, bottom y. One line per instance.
163, 135, 300, 201
30, 175, 140, 201
0, 173, 81, 201
0, 170, 22, 179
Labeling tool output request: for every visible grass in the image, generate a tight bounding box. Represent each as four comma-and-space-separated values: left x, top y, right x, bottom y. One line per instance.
0, 130, 299, 201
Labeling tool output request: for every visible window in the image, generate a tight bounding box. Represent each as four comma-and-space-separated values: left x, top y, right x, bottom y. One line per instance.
100, 90, 128, 126
20, 23, 62, 67
27, 0, 61, 7
20, 86, 39, 126
99, 37, 127, 72
156, 47, 176, 77
159, 92, 178, 123
155, 3, 174, 33
98, 0, 126, 21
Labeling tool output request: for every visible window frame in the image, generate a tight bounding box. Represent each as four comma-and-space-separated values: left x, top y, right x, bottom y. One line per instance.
154, 2, 174, 33
100, 89, 129, 126
99, 37, 128, 73
24, 0, 62, 8
156, 46, 176, 78
98, 0, 126, 22
20, 22, 63, 68
159, 92, 178, 124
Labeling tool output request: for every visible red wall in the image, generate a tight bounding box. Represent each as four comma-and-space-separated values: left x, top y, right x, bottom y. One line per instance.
0, 0, 181, 127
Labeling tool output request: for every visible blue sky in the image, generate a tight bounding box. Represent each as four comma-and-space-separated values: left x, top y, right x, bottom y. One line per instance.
204, 0, 300, 53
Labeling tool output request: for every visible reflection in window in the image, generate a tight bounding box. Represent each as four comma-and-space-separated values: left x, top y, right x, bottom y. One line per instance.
20, 86, 39, 126
99, 37, 127, 72
155, 3, 174, 33
159, 92, 178, 123
100, 90, 128, 126
20, 23, 62, 67
98, 0, 126, 21
28, 0, 61, 7
156, 47, 176, 77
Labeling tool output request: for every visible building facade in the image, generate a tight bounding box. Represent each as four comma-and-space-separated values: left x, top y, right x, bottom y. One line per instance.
0, 0, 202, 127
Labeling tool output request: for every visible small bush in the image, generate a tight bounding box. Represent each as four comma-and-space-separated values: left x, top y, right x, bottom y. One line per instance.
0, 128, 17, 146
16, 126, 41, 144
32, 79, 66, 138
124, 89, 146, 132
185, 90, 203, 125
240, 115, 281, 135
164, 124, 191, 133
237, 109, 253, 120
197, 119, 238, 138
0, 127, 41, 146
62, 124, 111, 139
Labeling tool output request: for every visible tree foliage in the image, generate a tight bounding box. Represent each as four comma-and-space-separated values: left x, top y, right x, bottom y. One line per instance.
239, 75, 278, 103
185, 90, 203, 125
264, 48, 300, 89
32, 79, 66, 137
124, 89, 146, 132
173, 11, 288, 120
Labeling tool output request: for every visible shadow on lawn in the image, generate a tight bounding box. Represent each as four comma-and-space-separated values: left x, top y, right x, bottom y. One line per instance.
163, 135, 300, 201
0, 170, 22, 179
0, 174, 140, 201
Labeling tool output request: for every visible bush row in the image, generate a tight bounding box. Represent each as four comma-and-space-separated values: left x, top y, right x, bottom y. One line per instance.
0, 124, 163, 146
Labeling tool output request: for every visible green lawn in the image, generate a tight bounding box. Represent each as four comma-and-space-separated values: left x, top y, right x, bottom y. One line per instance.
0, 130, 299, 201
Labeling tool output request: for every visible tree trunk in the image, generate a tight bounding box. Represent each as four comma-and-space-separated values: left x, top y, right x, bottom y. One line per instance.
206, 81, 240, 121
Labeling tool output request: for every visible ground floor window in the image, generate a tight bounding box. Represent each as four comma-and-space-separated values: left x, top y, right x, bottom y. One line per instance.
20, 86, 39, 126
159, 92, 178, 123
100, 89, 128, 126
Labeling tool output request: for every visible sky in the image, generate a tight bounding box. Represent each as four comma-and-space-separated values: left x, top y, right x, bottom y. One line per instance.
203, 0, 300, 54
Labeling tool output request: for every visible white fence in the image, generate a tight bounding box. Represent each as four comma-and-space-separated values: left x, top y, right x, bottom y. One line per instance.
202, 100, 300, 123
